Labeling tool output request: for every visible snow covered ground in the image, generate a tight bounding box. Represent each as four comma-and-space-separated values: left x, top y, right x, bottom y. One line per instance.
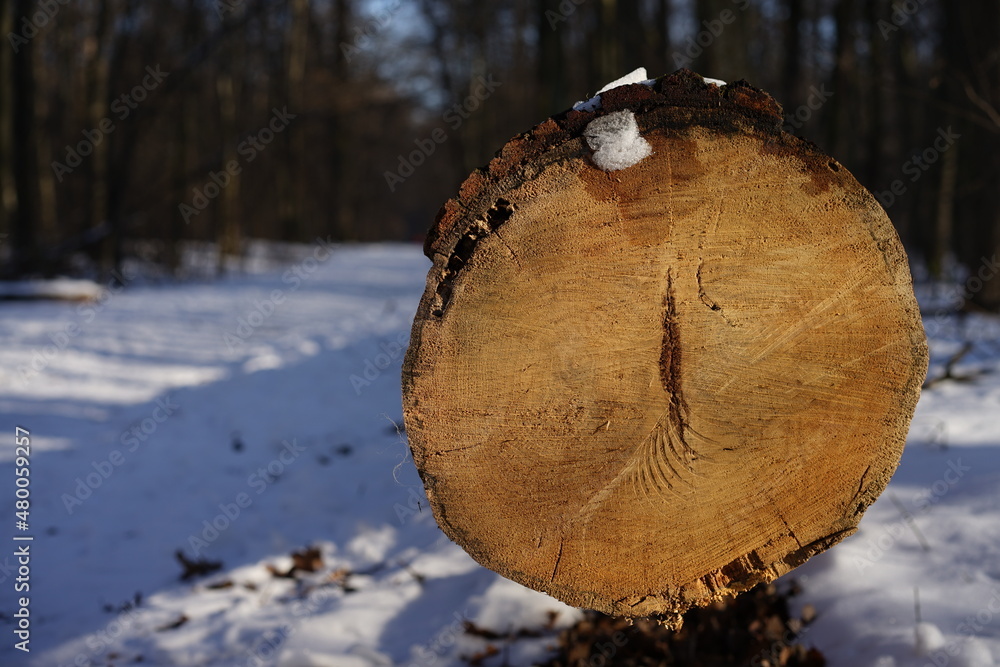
0, 242, 996, 666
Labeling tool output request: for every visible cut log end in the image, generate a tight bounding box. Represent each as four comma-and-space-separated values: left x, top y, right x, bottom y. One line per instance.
403, 70, 928, 622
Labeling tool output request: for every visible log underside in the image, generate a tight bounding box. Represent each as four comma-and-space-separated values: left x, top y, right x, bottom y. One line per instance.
402, 70, 928, 625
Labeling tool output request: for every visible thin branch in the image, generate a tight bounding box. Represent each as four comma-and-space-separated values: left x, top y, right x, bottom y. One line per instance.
923, 342, 978, 388
960, 73, 1000, 130
886, 82, 1000, 134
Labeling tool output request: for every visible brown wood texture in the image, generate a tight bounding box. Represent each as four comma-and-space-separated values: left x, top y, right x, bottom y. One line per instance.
402, 70, 928, 625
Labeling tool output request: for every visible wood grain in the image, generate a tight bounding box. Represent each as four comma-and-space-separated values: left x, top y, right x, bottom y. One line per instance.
402, 70, 928, 626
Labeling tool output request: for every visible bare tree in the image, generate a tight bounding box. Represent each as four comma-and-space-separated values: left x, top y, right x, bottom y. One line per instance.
0, 0, 995, 310
9, 0, 40, 276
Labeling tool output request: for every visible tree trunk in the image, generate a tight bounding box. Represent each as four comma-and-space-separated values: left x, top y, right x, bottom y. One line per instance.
9, 0, 40, 276
536, 0, 568, 118
0, 0, 16, 240
615, 0, 643, 74
328, 0, 352, 239
933, 120, 958, 277
284, 0, 308, 240
216, 51, 243, 267
944, 0, 1000, 309
651, 0, 671, 78
402, 71, 928, 625
596, 0, 617, 84
696, 0, 751, 83
85, 0, 113, 271
32, 49, 56, 246
165, 0, 204, 274
99, 0, 138, 280
783, 0, 804, 109
827, 0, 856, 163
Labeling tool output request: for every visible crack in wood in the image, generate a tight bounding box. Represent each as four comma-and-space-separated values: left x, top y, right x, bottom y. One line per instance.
696, 258, 721, 311
576, 267, 729, 519
592, 419, 612, 434
431, 197, 516, 317
431, 442, 487, 456
851, 465, 871, 514
781, 528, 856, 569
775, 510, 803, 548
493, 228, 521, 267
660, 273, 702, 470
696, 257, 738, 327
856, 465, 870, 499
659, 270, 681, 397
550, 536, 565, 582
627, 270, 716, 504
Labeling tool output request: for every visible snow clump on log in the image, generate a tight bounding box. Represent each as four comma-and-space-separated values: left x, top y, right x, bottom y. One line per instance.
584, 110, 653, 171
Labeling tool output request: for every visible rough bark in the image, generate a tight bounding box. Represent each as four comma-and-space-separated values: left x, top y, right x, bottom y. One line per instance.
402, 70, 928, 625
